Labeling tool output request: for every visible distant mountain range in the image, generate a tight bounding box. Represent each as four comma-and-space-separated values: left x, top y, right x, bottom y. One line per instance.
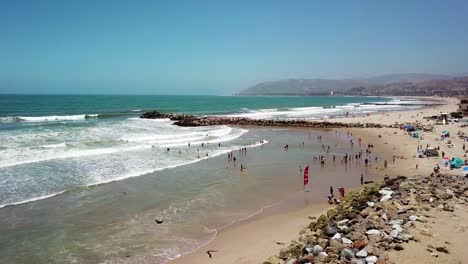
238, 73, 468, 96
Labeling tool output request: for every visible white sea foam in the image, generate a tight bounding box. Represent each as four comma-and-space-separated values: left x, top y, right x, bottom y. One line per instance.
222, 98, 421, 120
0, 192, 66, 209
0, 139, 268, 209
0, 114, 268, 208
41, 142, 67, 148
17, 114, 98, 122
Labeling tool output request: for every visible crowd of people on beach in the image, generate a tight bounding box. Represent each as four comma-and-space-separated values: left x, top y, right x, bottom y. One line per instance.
164, 130, 385, 206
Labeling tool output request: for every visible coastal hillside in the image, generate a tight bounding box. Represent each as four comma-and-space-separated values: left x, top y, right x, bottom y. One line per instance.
238, 74, 468, 96
345, 77, 468, 96
238, 79, 368, 95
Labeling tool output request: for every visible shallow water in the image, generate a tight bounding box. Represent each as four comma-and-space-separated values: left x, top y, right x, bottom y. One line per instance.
0, 128, 376, 263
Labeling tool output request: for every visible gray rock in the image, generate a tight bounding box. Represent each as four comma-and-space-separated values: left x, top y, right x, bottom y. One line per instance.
338, 225, 349, 232
331, 233, 342, 240
365, 255, 378, 263
341, 248, 355, 260
337, 219, 350, 226
381, 213, 388, 221
390, 229, 399, 238
324, 225, 340, 236
388, 219, 403, 225
304, 243, 314, 254
312, 245, 323, 255
392, 224, 403, 232
409, 215, 418, 221
342, 237, 353, 245
366, 229, 381, 235
356, 249, 368, 258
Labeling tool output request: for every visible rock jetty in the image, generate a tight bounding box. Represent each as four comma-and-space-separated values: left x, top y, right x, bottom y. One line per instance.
140, 111, 387, 128
263, 173, 468, 264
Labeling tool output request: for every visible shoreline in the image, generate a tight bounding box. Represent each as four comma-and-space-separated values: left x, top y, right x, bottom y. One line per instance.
168, 192, 331, 264
169, 96, 467, 264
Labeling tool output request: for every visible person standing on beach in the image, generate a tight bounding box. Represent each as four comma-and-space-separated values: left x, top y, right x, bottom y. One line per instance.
384, 160, 387, 169
360, 174, 364, 185
330, 186, 334, 196
338, 186, 345, 198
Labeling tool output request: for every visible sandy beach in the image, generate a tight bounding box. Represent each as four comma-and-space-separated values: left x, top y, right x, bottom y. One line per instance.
170, 96, 468, 264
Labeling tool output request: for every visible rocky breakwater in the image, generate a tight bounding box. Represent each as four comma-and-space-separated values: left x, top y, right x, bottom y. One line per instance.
264, 173, 468, 264
140, 111, 387, 128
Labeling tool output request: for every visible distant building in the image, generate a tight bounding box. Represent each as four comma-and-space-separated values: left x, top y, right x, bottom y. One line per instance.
330, 91, 334, 96
460, 97, 468, 116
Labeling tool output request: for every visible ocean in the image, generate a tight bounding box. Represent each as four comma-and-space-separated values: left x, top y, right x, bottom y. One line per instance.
0, 94, 422, 263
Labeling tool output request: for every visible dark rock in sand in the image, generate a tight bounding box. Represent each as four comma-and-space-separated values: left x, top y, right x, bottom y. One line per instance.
436, 246, 450, 254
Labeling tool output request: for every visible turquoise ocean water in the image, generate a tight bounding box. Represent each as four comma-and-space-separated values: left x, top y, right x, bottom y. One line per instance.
0, 94, 426, 263
0, 94, 413, 208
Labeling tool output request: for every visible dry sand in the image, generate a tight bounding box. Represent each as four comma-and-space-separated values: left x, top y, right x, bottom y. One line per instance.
170, 97, 467, 264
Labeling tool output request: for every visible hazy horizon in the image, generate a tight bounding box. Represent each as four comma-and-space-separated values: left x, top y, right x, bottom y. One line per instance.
2, 0, 468, 95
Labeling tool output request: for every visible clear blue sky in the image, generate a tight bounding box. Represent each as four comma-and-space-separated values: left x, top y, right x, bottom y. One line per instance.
1, 0, 468, 95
